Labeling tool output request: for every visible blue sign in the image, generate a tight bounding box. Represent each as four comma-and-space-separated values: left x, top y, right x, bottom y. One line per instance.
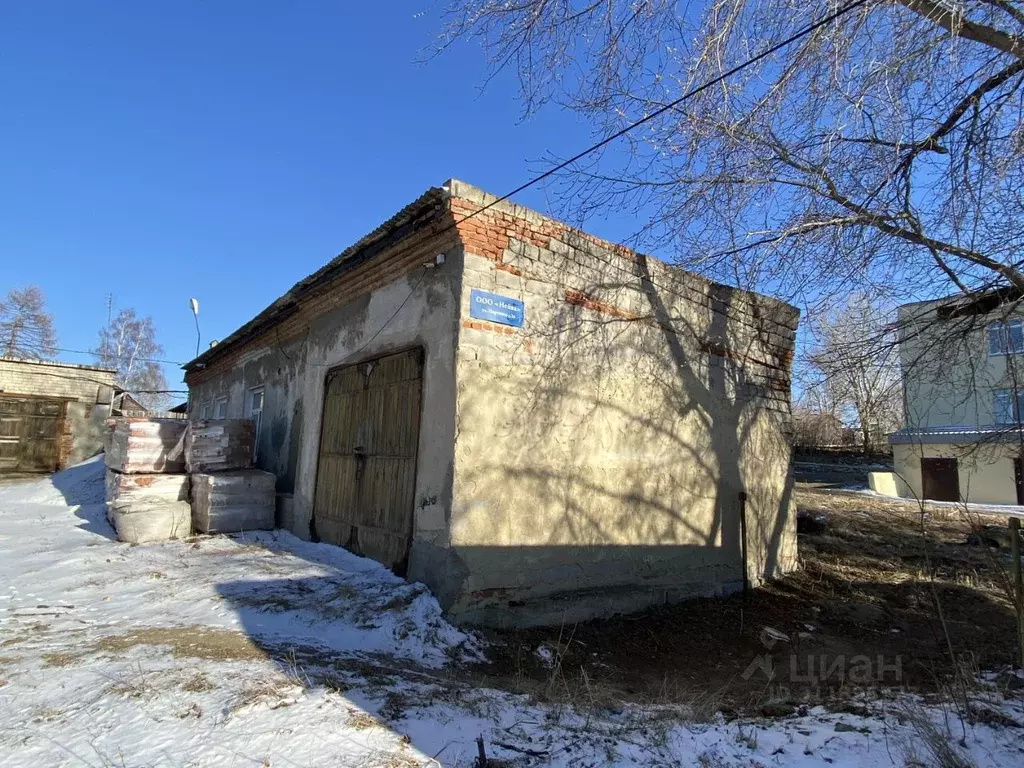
470, 289, 524, 327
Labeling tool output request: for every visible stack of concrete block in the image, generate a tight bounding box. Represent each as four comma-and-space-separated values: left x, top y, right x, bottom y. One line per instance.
185, 419, 274, 534
191, 469, 276, 534
185, 419, 255, 473
104, 418, 191, 543
106, 418, 188, 474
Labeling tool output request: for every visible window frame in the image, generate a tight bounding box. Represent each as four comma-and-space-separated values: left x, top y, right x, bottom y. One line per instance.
213, 396, 228, 420
198, 401, 212, 420
245, 386, 265, 462
987, 318, 1024, 356
993, 387, 1024, 425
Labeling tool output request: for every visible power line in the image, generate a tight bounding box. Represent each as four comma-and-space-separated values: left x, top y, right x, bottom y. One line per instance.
213, 0, 871, 374
443, 0, 871, 230
339, 0, 870, 355
51, 347, 185, 366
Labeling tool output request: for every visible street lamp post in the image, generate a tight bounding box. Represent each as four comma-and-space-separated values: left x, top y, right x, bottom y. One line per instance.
189, 298, 200, 358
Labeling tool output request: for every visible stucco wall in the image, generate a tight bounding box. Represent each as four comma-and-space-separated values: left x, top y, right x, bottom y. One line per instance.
898, 300, 1024, 430
0, 358, 115, 467
184, 180, 799, 628
429, 182, 799, 627
187, 233, 461, 541
892, 440, 1021, 504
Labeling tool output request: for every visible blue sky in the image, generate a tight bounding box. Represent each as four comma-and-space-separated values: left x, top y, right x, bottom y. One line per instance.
0, 2, 632, 392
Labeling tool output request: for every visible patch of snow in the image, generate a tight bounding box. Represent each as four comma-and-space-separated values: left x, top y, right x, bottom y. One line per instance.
1, 461, 1022, 767
818, 485, 1024, 518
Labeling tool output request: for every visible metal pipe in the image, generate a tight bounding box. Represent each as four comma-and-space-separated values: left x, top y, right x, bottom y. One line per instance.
1011, 516, 1023, 668
739, 490, 750, 595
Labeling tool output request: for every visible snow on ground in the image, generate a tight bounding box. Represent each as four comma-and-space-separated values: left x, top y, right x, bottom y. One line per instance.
821, 483, 1024, 519
1, 459, 1023, 767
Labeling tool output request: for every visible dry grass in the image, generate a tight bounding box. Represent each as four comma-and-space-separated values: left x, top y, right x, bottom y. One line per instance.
346, 708, 383, 730
476, 483, 1021, 713
181, 672, 214, 692
95, 626, 267, 662
228, 676, 301, 714
897, 699, 978, 768
105, 663, 163, 699
40, 652, 78, 668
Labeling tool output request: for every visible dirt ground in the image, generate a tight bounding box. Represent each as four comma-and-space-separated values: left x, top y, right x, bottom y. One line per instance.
476, 482, 1023, 714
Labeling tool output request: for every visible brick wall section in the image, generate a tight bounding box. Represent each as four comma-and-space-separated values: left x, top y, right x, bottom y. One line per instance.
450, 183, 798, 411
0, 359, 115, 402
188, 181, 795, 405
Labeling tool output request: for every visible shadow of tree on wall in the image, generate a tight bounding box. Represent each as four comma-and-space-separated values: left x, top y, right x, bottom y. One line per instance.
450, 243, 797, 623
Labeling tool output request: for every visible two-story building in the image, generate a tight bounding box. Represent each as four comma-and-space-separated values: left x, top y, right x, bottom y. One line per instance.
888, 289, 1024, 504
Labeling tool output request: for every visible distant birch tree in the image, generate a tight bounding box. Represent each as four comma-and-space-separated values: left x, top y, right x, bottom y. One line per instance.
0, 286, 57, 359
805, 296, 903, 453
95, 308, 168, 410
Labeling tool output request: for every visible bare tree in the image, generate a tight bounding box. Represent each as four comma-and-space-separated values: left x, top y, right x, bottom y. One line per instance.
789, 402, 847, 448
805, 295, 903, 453
0, 286, 57, 359
95, 308, 168, 410
439, 0, 1024, 309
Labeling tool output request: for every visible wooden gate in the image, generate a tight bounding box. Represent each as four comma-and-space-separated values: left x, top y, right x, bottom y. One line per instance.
312, 349, 423, 575
921, 457, 960, 502
0, 396, 63, 473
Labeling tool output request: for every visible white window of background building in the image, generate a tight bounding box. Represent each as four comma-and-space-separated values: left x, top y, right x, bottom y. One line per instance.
246, 386, 265, 461
214, 396, 228, 419
198, 402, 211, 420
993, 388, 1024, 424
987, 319, 1024, 356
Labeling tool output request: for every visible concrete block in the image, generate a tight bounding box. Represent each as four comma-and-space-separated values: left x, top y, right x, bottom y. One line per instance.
276, 492, 294, 530
191, 469, 275, 534
109, 501, 192, 543
105, 418, 187, 474
492, 270, 524, 293
524, 280, 558, 299
186, 419, 254, 473
105, 469, 189, 506
868, 471, 900, 497
548, 239, 571, 256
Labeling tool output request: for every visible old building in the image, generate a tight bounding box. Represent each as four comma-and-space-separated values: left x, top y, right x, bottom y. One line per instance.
0, 357, 117, 473
183, 180, 799, 627
881, 291, 1024, 504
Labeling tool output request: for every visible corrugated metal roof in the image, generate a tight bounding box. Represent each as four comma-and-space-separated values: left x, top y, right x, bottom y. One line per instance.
889, 425, 1024, 445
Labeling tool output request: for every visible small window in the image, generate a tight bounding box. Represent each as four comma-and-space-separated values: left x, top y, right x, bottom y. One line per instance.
988, 319, 1024, 355
198, 402, 211, 420
246, 386, 265, 462
247, 388, 264, 416
993, 388, 1024, 424
214, 397, 228, 419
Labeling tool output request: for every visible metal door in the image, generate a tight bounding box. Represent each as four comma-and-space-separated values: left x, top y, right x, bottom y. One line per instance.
312, 349, 423, 575
0, 396, 62, 473
921, 457, 959, 502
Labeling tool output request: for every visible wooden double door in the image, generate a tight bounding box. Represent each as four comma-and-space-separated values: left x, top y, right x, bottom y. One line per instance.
0, 396, 63, 473
312, 349, 423, 575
